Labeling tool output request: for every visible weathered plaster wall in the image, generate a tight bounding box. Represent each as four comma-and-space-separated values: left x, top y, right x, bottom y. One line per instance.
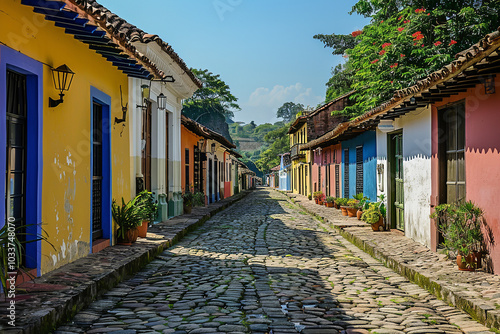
0, 3, 131, 274
431, 86, 500, 273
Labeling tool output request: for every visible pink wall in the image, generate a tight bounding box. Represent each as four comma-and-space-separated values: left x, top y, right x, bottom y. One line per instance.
311, 144, 342, 197
431, 87, 500, 273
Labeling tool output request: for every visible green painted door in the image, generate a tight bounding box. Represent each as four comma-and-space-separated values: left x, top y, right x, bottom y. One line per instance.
393, 133, 404, 231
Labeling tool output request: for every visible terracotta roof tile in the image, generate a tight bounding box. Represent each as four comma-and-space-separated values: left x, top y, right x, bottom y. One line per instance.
69, 0, 202, 88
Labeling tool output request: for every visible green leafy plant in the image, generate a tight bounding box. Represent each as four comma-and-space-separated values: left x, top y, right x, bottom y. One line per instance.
353, 193, 369, 210
1, 223, 54, 294
313, 191, 324, 200
325, 196, 335, 204
431, 201, 491, 266
136, 190, 158, 222
307, 194, 312, 200
336, 198, 349, 206
193, 192, 205, 207
112, 197, 144, 239
347, 199, 359, 208
182, 191, 195, 207
361, 203, 382, 224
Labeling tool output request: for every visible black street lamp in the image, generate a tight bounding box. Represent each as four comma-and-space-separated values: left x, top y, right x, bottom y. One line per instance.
49, 64, 75, 108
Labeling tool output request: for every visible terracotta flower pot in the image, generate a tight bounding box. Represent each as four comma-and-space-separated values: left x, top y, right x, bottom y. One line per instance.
371, 217, 384, 231
184, 204, 192, 214
315, 198, 319, 204
117, 227, 139, 246
457, 254, 476, 271
326, 202, 334, 207
137, 221, 148, 238
347, 207, 357, 217
340, 206, 348, 216
357, 210, 363, 220
318, 201, 324, 206
334, 203, 340, 209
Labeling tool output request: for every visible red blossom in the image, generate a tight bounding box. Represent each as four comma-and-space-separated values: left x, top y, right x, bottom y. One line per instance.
391, 81, 394, 84
351, 30, 363, 37
434, 41, 442, 46
449, 39, 457, 45
427, 13, 430, 16
371, 59, 379, 64
398, 16, 403, 20
421, 44, 425, 47
382, 43, 392, 49
379, 50, 386, 55
390, 63, 399, 68
415, 8, 426, 13
404, 20, 411, 24
397, 27, 405, 32
400, 54, 406, 57
412, 31, 422, 37
381, 20, 384, 23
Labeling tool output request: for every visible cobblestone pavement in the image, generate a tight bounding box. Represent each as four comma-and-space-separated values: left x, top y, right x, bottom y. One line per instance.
55, 189, 493, 334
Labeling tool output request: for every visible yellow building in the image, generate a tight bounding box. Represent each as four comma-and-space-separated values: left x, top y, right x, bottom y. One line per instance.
288, 116, 311, 196
0, 0, 164, 276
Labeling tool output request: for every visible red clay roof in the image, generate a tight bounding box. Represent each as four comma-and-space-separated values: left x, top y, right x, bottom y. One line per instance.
68, 0, 202, 88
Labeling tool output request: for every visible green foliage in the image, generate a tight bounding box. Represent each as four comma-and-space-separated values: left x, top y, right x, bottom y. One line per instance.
325, 63, 354, 103
316, 1, 500, 117
136, 191, 158, 222
0, 223, 54, 293
325, 196, 335, 203
431, 201, 490, 258
255, 124, 290, 173
112, 197, 144, 239
193, 192, 205, 207
347, 199, 359, 208
276, 102, 305, 123
182, 69, 240, 120
335, 198, 349, 206
313, 191, 324, 200
361, 203, 382, 224
307, 194, 312, 200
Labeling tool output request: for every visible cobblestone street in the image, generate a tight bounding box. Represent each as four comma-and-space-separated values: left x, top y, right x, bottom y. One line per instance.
56, 189, 492, 334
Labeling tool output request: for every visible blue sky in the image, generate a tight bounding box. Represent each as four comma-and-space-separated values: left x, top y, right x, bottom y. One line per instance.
98, 0, 370, 124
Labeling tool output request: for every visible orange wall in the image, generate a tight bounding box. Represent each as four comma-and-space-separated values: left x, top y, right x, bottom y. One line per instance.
181, 126, 202, 193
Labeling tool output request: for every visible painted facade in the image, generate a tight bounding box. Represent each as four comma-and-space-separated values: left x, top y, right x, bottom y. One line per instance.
288, 117, 310, 196
376, 106, 432, 247
311, 144, 342, 198
0, 2, 132, 275
279, 153, 292, 191
341, 131, 377, 202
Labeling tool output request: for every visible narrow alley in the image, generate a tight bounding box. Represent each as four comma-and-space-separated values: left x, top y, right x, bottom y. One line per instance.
55, 189, 491, 334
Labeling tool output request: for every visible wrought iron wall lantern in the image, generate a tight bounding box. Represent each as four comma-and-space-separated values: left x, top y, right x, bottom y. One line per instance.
157, 93, 167, 110
49, 64, 75, 108
136, 83, 151, 110
409, 96, 417, 105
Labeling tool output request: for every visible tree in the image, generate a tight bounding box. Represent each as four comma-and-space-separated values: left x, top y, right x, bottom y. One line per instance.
315, 1, 500, 116
276, 102, 305, 123
255, 124, 290, 172
182, 69, 240, 121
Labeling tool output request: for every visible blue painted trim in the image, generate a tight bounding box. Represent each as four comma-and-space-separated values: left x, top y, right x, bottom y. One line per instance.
89, 87, 112, 251
0, 45, 43, 275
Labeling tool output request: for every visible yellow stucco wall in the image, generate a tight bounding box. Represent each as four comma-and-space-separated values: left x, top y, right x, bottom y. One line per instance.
0, 2, 131, 274
289, 123, 309, 195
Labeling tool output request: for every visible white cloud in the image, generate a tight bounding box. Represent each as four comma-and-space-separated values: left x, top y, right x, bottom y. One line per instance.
236, 83, 323, 124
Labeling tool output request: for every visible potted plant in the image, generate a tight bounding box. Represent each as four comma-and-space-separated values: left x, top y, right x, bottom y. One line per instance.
325, 196, 335, 208
136, 191, 158, 238
182, 191, 195, 214
361, 203, 384, 231
353, 193, 369, 220
431, 201, 488, 271
336, 198, 349, 216
313, 191, 324, 204
307, 194, 312, 201
346, 199, 359, 217
112, 197, 144, 245
193, 191, 206, 207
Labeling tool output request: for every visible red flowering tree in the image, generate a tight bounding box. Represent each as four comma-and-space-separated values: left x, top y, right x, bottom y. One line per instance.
314, 0, 500, 116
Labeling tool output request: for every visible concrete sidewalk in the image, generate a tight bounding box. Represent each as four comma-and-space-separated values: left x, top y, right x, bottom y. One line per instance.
0, 191, 251, 334
280, 190, 500, 330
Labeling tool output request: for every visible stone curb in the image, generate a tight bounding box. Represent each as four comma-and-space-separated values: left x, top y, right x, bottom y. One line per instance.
1, 190, 252, 334
276, 189, 500, 330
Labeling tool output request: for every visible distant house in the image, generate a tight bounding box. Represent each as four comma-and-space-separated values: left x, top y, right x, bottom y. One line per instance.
279, 153, 292, 192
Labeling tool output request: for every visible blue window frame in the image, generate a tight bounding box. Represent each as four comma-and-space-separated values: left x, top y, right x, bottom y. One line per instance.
0, 45, 43, 275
